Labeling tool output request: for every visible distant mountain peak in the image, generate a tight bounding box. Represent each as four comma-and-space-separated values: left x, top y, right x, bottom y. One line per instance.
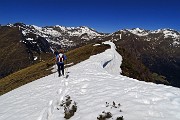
126, 28, 149, 36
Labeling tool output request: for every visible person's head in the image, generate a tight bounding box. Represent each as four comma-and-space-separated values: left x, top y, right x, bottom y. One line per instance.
59, 49, 64, 53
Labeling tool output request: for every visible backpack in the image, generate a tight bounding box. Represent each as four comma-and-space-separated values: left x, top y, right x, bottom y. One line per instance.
57, 53, 64, 63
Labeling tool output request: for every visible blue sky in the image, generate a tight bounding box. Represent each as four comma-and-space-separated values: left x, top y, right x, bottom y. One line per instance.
0, 0, 180, 33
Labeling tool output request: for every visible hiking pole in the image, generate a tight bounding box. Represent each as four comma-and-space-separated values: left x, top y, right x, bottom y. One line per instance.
65, 59, 67, 76
65, 59, 68, 78
54, 62, 56, 78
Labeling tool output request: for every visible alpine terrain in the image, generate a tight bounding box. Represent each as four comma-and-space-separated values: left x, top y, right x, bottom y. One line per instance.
0, 41, 180, 120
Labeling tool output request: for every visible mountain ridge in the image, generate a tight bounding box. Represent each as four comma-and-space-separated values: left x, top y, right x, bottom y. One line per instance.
0, 22, 179, 88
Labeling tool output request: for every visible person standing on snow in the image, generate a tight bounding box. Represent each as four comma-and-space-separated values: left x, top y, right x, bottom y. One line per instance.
55, 49, 67, 77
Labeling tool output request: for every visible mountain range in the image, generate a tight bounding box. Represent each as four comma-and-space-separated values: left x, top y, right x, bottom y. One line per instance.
0, 22, 180, 89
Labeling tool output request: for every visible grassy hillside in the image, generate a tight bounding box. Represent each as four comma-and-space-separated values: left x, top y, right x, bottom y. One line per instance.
0, 43, 110, 95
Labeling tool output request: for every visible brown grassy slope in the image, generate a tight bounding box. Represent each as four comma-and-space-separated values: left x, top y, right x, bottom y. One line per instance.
0, 59, 53, 95
0, 43, 110, 95
0, 26, 30, 78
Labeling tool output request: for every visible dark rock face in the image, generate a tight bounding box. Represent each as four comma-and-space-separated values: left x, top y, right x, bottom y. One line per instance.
0, 26, 30, 78
0, 25, 52, 79
36, 37, 51, 53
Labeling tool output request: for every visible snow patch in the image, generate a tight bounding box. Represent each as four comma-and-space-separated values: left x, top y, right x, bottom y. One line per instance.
93, 44, 101, 46
34, 56, 38, 61
26, 38, 34, 41
22, 30, 27, 36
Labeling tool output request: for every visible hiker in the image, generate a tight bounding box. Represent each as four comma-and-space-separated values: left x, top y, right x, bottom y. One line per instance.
56, 49, 67, 77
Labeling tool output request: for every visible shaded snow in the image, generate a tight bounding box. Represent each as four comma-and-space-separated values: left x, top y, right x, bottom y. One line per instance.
0, 42, 180, 120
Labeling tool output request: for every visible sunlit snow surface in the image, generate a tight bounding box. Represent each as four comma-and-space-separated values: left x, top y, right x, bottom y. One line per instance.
0, 42, 180, 120
127, 28, 149, 36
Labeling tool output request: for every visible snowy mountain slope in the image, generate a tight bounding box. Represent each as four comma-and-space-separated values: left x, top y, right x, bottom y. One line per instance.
28, 25, 102, 38
126, 28, 180, 47
6, 23, 180, 49
0, 41, 180, 120
126, 28, 180, 40
152, 29, 180, 38
11, 23, 104, 48
127, 28, 150, 36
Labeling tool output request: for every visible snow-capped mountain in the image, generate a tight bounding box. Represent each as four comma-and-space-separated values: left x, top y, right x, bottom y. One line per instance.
11, 23, 105, 49
53, 25, 101, 37
152, 28, 180, 38
0, 42, 180, 120
125, 28, 180, 46
8, 23, 180, 49
126, 28, 150, 36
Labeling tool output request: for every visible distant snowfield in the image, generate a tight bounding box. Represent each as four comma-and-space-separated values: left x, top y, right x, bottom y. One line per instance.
0, 41, 180, 120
